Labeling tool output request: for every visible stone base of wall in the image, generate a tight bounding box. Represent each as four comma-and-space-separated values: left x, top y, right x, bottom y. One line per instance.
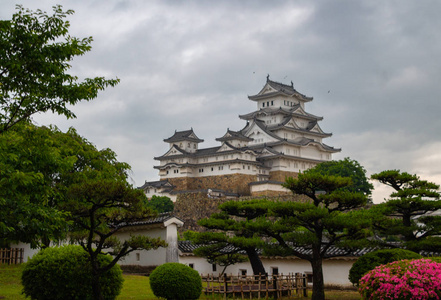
166, 177, 191, 191
269, 171, 299, 182
173, 193, 227, 233
168, 174, 257, 196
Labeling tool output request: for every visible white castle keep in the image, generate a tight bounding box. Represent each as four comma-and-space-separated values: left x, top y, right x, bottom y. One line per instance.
140, 76, 340, 200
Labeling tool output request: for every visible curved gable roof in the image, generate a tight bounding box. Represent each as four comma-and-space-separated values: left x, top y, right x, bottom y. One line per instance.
164, 129, 204, 143
216, 129, 253, 142
248, 76, 313, 102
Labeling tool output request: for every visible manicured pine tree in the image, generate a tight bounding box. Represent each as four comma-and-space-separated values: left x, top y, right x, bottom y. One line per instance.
371, 170, 441, 253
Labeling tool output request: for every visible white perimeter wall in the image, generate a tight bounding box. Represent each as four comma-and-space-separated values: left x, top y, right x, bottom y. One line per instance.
12, 225, 173, 267
179, 256, 356, 287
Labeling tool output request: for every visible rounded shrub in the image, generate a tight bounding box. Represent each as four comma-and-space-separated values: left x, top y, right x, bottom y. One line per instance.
21, 245, 123, 300
149, 262, 202, 300
429, 257, 441, 263
359, 258, 441, 300
349, 248, 422, 285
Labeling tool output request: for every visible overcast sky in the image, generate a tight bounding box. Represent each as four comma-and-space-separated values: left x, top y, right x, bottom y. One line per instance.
2, 0, 440, 203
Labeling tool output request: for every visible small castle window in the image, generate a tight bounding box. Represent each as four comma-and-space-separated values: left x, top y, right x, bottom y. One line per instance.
262, 102, 265, 107
271, 101, 273, 106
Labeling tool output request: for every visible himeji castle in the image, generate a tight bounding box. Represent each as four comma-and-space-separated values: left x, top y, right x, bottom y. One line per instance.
140, 76, 340, 201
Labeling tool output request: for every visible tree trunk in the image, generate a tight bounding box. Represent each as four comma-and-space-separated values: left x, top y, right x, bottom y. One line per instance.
245, 248, 266, 275
91, 271, 103, 300
310, 256, 325, 300
91, 259, 104, 300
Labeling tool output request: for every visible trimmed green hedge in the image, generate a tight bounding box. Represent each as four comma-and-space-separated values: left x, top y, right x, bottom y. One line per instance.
349, 248, 422, 285
21, 245, 123, 300
149, 263, 202, 300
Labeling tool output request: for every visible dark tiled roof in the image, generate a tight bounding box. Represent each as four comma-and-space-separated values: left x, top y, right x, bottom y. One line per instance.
267, 78, 313, 101
138, 180, 174, 190
216, 129, 253, 142
164, 129, 204, 143
240, 106, 322, 122
155, 142, 261, 161
113, 212, 182, 229
248, 77, 313, 102
239, 107, 295, 120
178, 241, 410, 259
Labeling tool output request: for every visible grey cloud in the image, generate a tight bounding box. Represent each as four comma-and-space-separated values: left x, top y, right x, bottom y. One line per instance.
2, 0, 441, 202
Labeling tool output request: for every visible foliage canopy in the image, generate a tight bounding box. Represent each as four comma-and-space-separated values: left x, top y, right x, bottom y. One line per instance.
371, 170, 441, 253
147, 195, 174, 213
0, 5, 119, 133
305, 157, 373, 197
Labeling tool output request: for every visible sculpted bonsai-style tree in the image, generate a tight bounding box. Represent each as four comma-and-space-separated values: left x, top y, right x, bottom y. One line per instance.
268, 172, 371, 300
371, 170, 441, 253
185, 200, 268, 275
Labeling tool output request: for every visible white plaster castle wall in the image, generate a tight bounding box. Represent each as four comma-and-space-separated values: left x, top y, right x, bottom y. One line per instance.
13, 225, 172, 267
300, 146, 322, 160
250, 183, 290, 193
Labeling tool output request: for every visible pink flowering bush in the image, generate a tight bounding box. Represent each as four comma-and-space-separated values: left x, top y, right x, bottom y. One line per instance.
359, 259, 441, 300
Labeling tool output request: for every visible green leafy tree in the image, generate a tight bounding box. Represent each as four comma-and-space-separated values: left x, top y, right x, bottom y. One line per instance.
0, 4, 118, 246
63, 179, 167, 300
185, 200, 268, 275
0, 5, 119, 134
147, 195, 174, 213
306, 157, 373, 197
265, 173, 371, 300
371, 170, 441, 253
0, 123, 75, 246
0, 123, 167, 300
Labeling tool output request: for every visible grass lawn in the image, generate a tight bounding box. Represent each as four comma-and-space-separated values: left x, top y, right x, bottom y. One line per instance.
0, 264, 361, 299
